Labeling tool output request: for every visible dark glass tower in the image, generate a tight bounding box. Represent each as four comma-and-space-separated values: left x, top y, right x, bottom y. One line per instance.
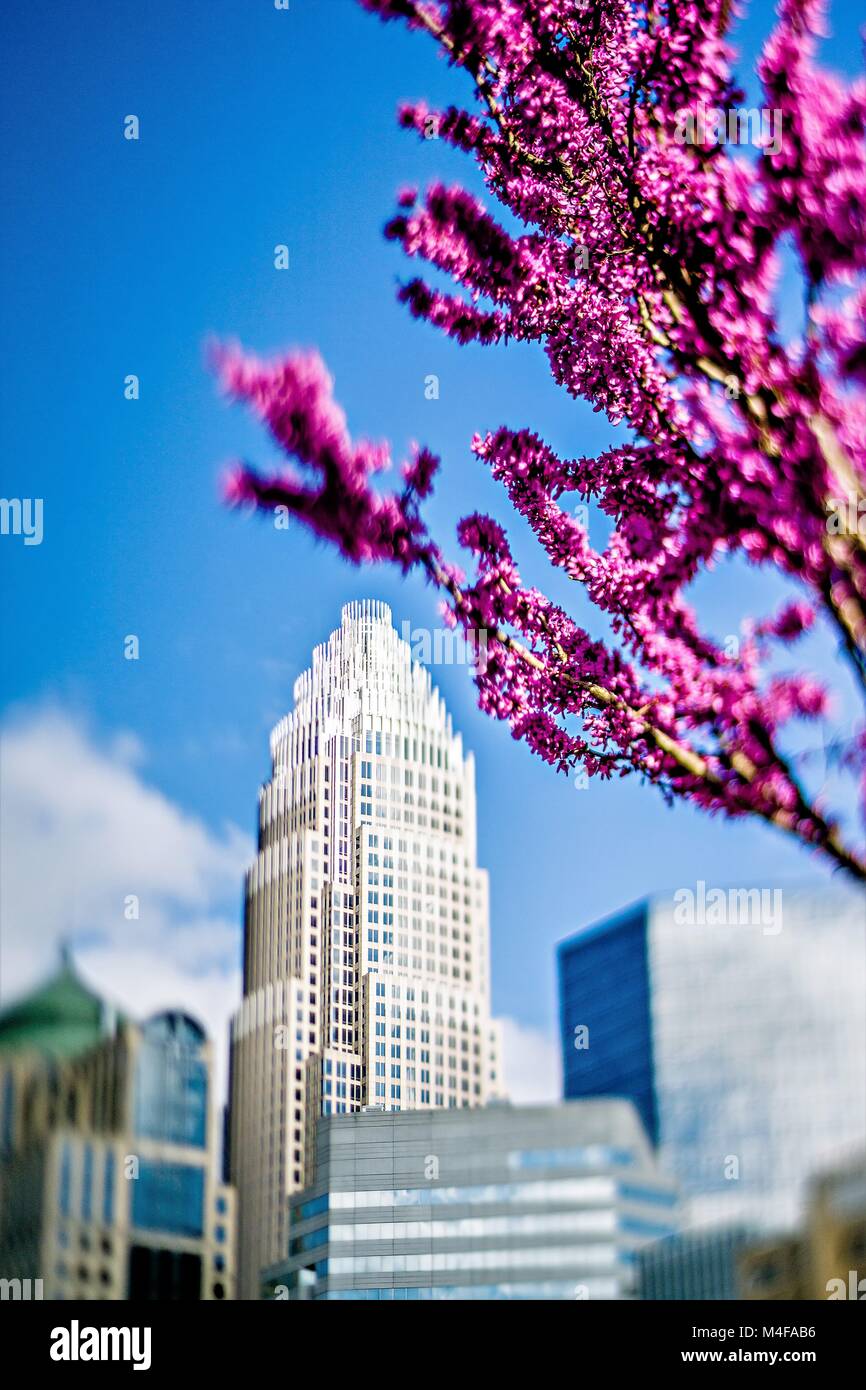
557, 903, 658, 1146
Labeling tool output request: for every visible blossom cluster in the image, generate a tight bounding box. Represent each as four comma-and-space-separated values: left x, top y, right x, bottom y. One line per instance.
215, 0, 866, 883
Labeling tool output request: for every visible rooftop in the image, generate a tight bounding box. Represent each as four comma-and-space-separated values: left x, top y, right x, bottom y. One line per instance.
0, 948, 117, 1060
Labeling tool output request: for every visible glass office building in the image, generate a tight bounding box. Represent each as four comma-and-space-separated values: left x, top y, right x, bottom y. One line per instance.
263, 1101, 678, 1300
558, 883, 866, 1231
559, 904, 658, 1145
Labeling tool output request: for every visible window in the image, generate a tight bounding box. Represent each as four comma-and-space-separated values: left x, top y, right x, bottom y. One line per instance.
128, 1245, 202, 1301
81, 1144, 93, 1222
131, 1161, 205, 1238
103, 1150, 115, 1225
59, 1141, 72, 1218
134, 1013, 208, 1149
1, 1070, 13, 1156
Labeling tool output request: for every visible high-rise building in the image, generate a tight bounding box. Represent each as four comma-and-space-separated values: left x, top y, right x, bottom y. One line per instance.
229, 601, 503, 1297
263, 1100, 677, 1301
558, 884, 866, 1231
0, 955, 235, 1300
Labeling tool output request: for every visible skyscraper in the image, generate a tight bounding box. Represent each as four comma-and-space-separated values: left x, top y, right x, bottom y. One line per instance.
229, 601, 503, 1297
558, 884, 866, 1231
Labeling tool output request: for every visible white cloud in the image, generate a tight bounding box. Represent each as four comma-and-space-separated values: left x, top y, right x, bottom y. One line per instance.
0, 704, 253, 1104
500, 1017, 562, 1104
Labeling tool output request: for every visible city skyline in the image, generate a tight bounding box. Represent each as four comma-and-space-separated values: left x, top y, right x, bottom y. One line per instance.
5, 0, 865, 1093
6, 590, 858, 1133
2, 0, 865, 1333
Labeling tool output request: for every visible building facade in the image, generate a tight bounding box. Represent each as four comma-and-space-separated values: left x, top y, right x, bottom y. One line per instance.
637, 1226, 755, 1301
263, 1101, 677, 1301
0, 960, 234, 1300
229, 601, 503, 1296
738, 1154, 866, 1301
558, 884, 866, 1230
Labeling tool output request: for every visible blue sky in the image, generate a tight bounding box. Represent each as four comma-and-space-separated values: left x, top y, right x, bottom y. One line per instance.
2, 1, 864, 1084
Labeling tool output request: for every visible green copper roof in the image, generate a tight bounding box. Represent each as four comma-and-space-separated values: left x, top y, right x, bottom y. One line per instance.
0, 952, 113, 1060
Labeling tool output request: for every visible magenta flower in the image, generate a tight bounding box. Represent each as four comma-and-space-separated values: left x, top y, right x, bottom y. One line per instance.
214, 0, 866, 885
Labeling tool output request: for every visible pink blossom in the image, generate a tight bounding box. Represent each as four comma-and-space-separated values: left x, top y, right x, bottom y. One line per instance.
215, 0, 866, 885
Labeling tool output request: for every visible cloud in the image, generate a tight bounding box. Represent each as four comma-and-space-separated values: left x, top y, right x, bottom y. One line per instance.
0, 704, 253, 1103
500, 1017, 562, 1104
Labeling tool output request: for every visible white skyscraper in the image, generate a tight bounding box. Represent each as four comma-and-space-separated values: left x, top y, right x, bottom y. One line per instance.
229, 601, 503, 1296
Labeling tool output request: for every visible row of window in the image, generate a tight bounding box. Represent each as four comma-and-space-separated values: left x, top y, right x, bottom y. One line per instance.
59, 1141, 114, 1225
360, 763, 461, 797
368, 1089, 478, 1106
57, 1150, 230, 1246
303, 1210, 618, 1243
326, 1245, 619, 1275
325, 1280, 620, 1300
364, 834, 471, 869
358, 803, 462, 835
325, 1177, 620, 1210
508, 1146, 637, 1172
361, 731, 450, 768
371, 980, 487, 1014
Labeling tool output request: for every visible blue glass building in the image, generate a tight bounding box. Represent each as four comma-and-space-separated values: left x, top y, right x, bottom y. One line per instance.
126, 1012, 214, 1290
558, 883, 866, 1231
558, 903, 657, 1146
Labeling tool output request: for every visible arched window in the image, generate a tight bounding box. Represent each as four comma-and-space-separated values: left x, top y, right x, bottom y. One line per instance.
134, 1012, 208, 1147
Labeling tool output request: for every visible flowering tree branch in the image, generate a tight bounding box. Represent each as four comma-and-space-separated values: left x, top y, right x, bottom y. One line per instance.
213, 0, 866, 885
